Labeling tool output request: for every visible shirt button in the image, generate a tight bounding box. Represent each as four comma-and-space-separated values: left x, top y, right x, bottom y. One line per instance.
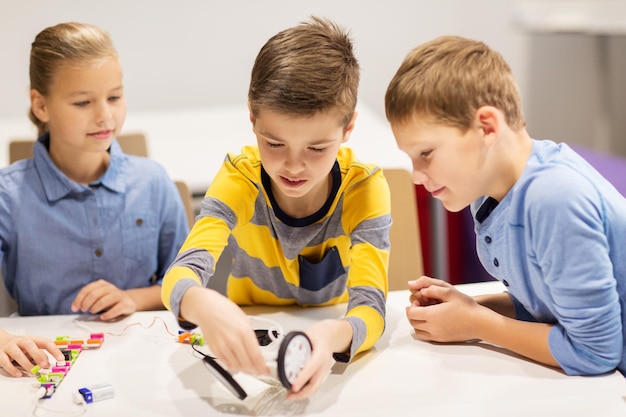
485, 236, 492, 244
502, 280, 509, 286
95, 248, 103, 257
493, 258, 499, 267
136, 218, 143, 226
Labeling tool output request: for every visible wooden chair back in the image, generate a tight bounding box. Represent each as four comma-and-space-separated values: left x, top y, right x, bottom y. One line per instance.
384, 168, 424, 291
8, 132, 149, 162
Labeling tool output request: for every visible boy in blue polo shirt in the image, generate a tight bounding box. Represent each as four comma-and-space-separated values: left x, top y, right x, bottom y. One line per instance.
385, 35, 626, 376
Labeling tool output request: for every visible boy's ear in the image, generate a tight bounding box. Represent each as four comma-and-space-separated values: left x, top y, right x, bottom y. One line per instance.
475, 106, 500, 146
342, 112, 358, 143
247, 102, 256, 126
30, 89, 49, 123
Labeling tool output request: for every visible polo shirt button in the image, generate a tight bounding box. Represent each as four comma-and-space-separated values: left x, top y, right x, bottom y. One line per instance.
136, 218, 143, 226
95, 248, 103, 257
485, 236, 492, 244
502, 280, 509, 286
493, 258, 499, 267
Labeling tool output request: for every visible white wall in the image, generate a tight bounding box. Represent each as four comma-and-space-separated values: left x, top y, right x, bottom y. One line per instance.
0, 0, 528, 132
2, 1, 625, 160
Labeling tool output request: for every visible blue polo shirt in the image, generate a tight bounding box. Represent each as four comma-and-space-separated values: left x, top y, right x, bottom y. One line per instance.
472, 139, 626, 376
0, 134, 189, 315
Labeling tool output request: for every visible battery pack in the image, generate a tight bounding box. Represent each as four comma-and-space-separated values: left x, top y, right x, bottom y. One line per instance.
77, 383, 114, 403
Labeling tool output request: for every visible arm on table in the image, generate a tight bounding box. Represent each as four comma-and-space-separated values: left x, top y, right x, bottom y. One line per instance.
406, 277, 559, 368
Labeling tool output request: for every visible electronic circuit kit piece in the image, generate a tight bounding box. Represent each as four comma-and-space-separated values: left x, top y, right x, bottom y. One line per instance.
194, 327, 313, 400
76, 383, 115, 404
32, 333, 105, 399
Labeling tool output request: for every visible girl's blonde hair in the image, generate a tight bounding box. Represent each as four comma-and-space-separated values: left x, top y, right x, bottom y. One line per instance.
29, 22, 118, 135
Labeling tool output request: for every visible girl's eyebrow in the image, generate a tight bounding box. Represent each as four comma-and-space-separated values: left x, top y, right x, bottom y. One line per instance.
67, 85, 124, 97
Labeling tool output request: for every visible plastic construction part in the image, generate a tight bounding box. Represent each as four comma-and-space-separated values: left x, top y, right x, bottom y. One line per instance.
256, 329, 313, 390
38, 384, 57, 399
55, 333, 104, 350
277, 331, 312, 390
177, 330, 205, 346
187, 330, 246, 400
196, 329, 313, 400
202, 355, 247, 400
77, 383, 115, 404
35, 334, 105, 399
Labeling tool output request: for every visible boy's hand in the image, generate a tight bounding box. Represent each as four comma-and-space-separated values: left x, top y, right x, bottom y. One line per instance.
405, 276, 482, 342
182, 287, 270, 377
287, 319, 349, 400
71, 279, 137, 320
0, 330, 64, 377
408, 276, 445, 306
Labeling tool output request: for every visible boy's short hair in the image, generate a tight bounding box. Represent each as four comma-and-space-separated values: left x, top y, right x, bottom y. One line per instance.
385, 35, 525, 132
248, 16, 359, 128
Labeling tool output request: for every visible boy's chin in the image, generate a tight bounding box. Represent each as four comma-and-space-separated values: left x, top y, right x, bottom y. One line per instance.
439, 200, 468, 213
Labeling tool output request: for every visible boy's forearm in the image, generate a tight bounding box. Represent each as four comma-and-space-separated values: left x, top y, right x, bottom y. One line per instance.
474, 291, 516, 318
308, 319, 354, 355
330, 319, 354, 353
179, 286, 204, 324
473, 304, 559, 368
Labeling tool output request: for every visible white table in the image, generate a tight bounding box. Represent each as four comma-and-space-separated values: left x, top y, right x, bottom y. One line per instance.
2, 281, 625, 417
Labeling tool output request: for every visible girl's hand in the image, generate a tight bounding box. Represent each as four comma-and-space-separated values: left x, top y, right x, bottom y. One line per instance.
71, 279, 138, 320
0, 330, 64, 377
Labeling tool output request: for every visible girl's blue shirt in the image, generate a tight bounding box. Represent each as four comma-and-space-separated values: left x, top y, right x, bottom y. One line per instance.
0, 134, 188, 315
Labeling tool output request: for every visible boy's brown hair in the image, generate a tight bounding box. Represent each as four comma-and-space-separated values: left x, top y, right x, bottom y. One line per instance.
248, 16, 359, 129
385, 35, 525, 132
29, 22, 118, 135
